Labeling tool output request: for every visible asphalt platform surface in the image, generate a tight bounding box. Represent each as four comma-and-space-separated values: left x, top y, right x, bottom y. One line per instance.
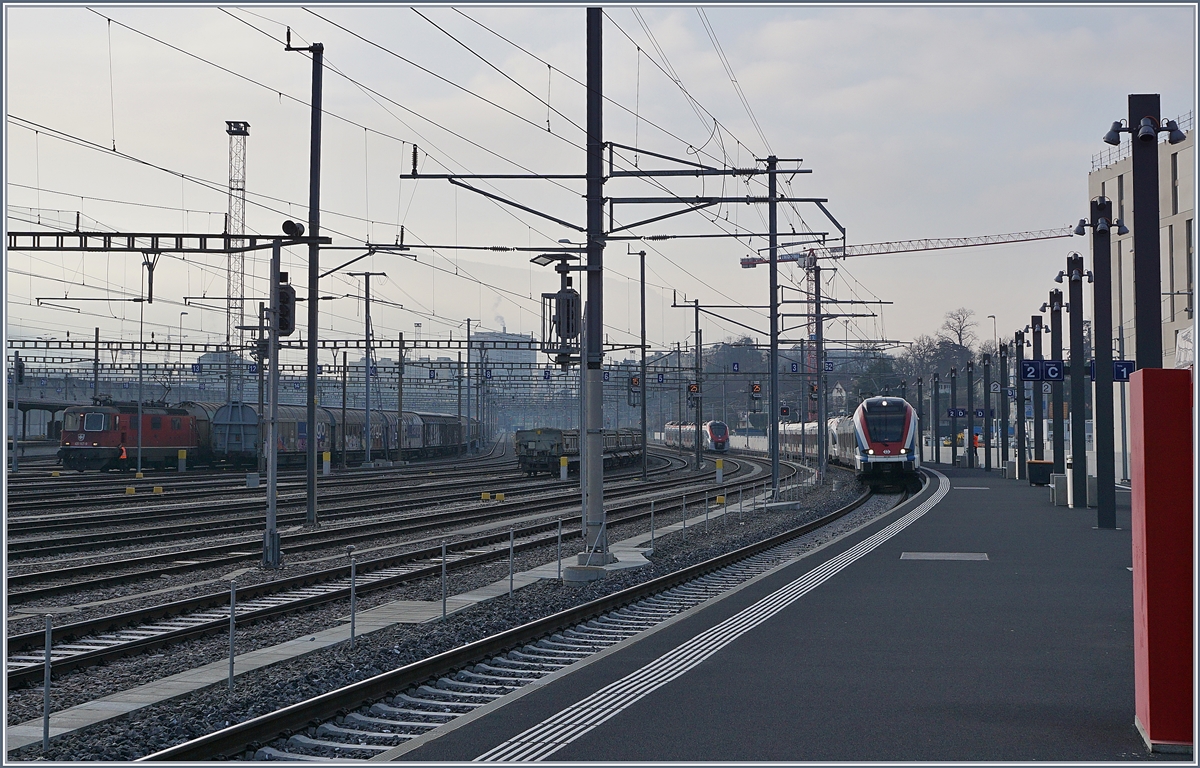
391, 465, 1176, 762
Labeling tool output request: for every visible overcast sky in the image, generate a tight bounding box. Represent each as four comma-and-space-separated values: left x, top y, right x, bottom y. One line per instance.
4, 4, 1196, 364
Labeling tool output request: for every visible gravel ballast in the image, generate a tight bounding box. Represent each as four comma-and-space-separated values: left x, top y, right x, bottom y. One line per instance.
8, 473, 898, 761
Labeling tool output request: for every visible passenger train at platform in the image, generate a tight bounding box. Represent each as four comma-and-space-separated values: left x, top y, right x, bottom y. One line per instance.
780, 396, 920, 491
662, 420, 729, 452
57, 399, 478, 471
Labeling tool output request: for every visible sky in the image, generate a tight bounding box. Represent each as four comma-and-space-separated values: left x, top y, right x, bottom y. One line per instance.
4, 3, 1197, 366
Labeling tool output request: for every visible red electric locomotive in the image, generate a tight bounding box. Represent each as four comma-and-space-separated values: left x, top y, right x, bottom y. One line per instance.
58, 401, 208, 471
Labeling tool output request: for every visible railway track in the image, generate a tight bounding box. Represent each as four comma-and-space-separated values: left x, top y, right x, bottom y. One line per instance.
5, 443, 512, 512
5, 452, 686, 569
6, 457, 778, 686
143, 481, 900, 761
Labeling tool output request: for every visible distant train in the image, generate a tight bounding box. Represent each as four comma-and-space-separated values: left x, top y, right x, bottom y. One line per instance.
514, 427, 643, 476
780, 396, 920, 490
662, 420, 729, 452
57, 399, 478, 472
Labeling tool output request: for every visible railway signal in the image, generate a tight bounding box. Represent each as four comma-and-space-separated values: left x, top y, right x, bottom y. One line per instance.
276, 282, 297, 336
688, 382, 700, 394
750, 381, 762, 398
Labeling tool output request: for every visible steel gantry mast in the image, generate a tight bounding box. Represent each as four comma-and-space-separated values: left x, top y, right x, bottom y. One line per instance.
225, 121, 249, 403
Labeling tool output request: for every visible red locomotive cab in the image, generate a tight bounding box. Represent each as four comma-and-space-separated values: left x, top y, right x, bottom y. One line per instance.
708, 421, 729, 449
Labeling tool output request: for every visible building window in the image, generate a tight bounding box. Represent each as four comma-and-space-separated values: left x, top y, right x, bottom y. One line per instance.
1171, 152, 1179, 216
1168, 225, 1175, 321
1117, 174, 1125, 223
1188, 220, 1194, 320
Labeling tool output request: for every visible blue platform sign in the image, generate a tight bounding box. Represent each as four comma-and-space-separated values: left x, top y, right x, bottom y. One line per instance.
543, 370, 551, 380
656, 373, 665, 384
602, 370, 610, 382
956, 408, 968, 418
732, 362, 740, 373
370, 365, 377, 377
1042, 360, 1065, 381
249, 364, 258, 374
122, 382, 129, 389
823, 361, 834, 372
790, 362, 798, 373
1005, 387, 1016, 398
484, 369, 492, 380
191, 363, 201, 374
317, 365, 323, 375
974, 409, 986, 419
1020, 360, 1043, 381
429, 369, 437, 380
1114, 360, 1136, 381
294, 382, 302, 390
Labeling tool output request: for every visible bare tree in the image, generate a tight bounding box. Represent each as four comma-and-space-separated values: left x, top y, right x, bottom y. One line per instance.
938, 308, 979, 349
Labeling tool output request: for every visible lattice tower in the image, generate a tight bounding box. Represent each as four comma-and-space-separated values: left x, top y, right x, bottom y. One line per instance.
226, 121, 250, 402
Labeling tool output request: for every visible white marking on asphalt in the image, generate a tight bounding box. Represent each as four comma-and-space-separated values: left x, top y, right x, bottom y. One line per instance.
475, 470, 951, 762
900, 552, 988, 560
953, 486, 990, 490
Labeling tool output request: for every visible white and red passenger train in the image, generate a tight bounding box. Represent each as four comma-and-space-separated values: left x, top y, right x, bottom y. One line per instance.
780, 396, 920, 490
663, 420, 729, 452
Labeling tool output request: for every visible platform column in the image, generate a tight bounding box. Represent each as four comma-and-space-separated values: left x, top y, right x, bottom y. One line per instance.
1130, 368, 1193, 753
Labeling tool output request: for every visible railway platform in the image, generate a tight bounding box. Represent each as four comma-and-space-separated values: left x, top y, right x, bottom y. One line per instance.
386, 465, 1169, 762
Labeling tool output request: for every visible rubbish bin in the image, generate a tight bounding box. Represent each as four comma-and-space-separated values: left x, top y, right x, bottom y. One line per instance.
1027, 460, 1053, 486
1066, 459, 1074, 507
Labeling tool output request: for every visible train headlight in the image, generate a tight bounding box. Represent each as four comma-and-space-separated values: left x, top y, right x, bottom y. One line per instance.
867, 449, 874, 455
899, 448, 906, 454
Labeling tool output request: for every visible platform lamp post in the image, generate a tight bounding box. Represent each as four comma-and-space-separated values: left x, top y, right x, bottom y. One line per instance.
1074, 199, 1125, 527
136, 252, 161, 476
1058, 253, 1093, 510
1102, 95, 1186, 370
931, 372, 940, 464
948, 367, 958, 467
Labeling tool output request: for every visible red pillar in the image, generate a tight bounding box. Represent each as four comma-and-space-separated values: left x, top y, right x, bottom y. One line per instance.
1130, 368, 1194, 752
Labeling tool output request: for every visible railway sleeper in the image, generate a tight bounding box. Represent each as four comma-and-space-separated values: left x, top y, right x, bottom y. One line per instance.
506, 648, 576, 665
314, 722, 414, 744
453, 668, 531, 687
471, 661, 546, 678
394, 692, 480, 711
436, 676, 513, 695
285, 733, 392, 754
342, 712, 440, 733
368, 702, 455, 721
254, 745, 343, 762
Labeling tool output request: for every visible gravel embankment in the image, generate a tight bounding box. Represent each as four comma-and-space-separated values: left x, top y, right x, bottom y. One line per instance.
8, 475, 894, 761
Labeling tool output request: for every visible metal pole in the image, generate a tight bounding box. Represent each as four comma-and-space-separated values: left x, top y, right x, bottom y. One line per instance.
1090, 198, 1117, 526
650, 501, 655, 549
349, 555, 357, 647
457, 352, 463, 454
93, 327, 100, 402
813, 258, 826, 484
365, 275, 372, 464
1119, 324, 1129, 482
1049, 290, 1065, 474
397, 333, 404, 462
581, 6, 607, 559
999, 343, 1009, 466
983, 355, 992, 471
931, 372, 940, 464
298, 38, 324, 527
639, 250, 648, 481
228, 581, 236, 690
949, 367, 958, 466
465, 319, 472, 454
1128, 93, 1163, 369
1015, 331, 1028, 478
508, 529, 514, 597
42, 615, 51, 752
694, 300, 702, 472
11, 352, 19, 473
1066, 253, 1089, 509
264, 241, 282, 569
257, 303, 266, 473
556, 519, 562, 581
768, 156, 780, 495
137, 272, 144, 474
1031, 315, 1045, 461
966, 361, 975, 468
916, 377, 924, 462
341, 352, 348, 469
441, 541, 447, 620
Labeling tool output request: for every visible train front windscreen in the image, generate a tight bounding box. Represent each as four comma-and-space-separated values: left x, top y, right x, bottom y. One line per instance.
709, 422, 728, 439
863, 403, 907, 443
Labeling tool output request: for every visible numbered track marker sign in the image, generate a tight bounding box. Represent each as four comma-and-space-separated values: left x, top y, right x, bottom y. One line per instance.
485, 369, 493, 380
790, 362, 799, 373
824, 361, 834, 372
429, 369, 436, 379
1043, 360, 1064, 381
990, 381, 1001, 393
1021, 360, 1043, 381
543, 370, 551, 380
602, 370, 610, 382
1041, 382, 1052, 394
657, 373, 665, 384
732, 362, 740, 373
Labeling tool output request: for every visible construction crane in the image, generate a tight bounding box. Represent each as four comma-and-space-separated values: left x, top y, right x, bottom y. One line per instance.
739, 226, 1076, 268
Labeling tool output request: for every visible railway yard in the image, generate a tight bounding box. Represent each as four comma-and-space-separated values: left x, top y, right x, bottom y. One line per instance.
4, 444, 899, 761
